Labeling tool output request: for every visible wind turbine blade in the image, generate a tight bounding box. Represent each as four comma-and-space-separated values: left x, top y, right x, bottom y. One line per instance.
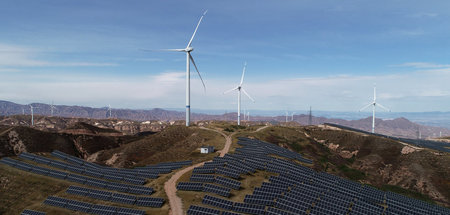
187, 10, 208, 48
239, 62, 247, 86
376, 103, 391, 112
223, 86, 239, 94
189, 54, 206, 92
140, 48, 185, 52
359, 103, 373, 112
241, 88, 255, 102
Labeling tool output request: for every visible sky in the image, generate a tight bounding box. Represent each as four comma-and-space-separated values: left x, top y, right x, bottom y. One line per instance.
1, 0, 450, 113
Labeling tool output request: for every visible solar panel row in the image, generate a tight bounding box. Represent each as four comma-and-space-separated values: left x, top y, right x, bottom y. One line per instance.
177, 182, 204, 191
20, 209, 46, 215
43, 196, 146, 215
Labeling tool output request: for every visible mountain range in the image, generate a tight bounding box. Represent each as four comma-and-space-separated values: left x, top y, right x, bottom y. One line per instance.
1, 100, 449, 139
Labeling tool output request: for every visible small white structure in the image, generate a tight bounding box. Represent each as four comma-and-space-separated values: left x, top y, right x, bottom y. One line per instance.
200, 146, 215, 154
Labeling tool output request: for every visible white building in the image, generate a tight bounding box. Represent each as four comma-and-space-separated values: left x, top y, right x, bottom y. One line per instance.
200, 146, 215, 154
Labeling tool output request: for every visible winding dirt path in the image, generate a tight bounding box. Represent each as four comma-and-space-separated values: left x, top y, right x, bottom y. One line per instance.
164, 125, 270, 215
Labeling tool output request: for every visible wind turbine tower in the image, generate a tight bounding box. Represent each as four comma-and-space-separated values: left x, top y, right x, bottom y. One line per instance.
224, 62, 255, 125
107, 104, 112, 118
30, 105, 37, 126
291, 112, 296, 122
144, 11, 207, 126
359, 85, 390, 133
308, 106, 312, 125
50, 101, 57, 117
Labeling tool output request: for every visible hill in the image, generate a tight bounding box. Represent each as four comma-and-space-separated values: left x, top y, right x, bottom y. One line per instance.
237, 125, 449, 206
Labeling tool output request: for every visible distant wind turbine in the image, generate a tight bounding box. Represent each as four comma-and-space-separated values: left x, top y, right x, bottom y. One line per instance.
291, 112, 296, 121
50, 101, 57, 117
107, 104, 112, 118
359, 84, 390, 133
285, 111, 288, 123
224, 62, 255, 125
30, 104, 38, 126
142, 10, 207, 126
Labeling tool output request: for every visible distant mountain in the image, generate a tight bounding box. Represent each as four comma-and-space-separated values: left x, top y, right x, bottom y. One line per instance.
1, 100, 449, 139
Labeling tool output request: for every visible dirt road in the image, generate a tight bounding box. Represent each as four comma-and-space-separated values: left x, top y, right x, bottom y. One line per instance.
164, 125, 269, 215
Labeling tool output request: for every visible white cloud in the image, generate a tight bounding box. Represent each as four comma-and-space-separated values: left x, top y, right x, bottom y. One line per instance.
393, 62, 450, 68
1, 62, 449, 112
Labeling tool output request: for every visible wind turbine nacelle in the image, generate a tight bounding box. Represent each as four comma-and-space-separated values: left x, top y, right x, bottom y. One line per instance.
185, 47, 194, 52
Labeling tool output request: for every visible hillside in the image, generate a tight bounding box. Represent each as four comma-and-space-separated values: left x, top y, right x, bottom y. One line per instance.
0, 125, 142, 159
237, 125, 450, 206
0, 122, 449, 215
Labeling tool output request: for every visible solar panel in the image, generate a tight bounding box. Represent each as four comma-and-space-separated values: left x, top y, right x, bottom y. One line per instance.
65, 199, 92, 213
43, 196, 68, 208
266, 207, 296, 215
187, 205, 221, 215
232, 202, 265, 215
203, 183, 231, 197
111, 193, 137, 205
177, 182, 204, 191
202, 195, 233, 210
87, 189, 113, 201
116, 207, 146, 215
135, 197, 165, 208
214, 175, 241, 190
190, 174, 215, 183
90, 204, 117, 215
20, 209, 46, 215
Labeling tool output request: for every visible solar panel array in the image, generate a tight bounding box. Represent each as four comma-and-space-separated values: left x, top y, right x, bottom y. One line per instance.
20, 209, 46, 215
180, 137, 450, 215
66, 185, 164, 207
43, 196, 146, 215
19, 152, 147, 184
0, 157, 155, 195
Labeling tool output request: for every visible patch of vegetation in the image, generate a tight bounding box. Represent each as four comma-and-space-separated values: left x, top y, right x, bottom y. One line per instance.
381, 184, 436, 204
224, 125, 246, 132
346, 155, 356, 164
338, 165, 366, 181
288, 142, 302, 152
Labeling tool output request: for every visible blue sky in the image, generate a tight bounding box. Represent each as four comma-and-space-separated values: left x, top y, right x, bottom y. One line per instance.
1, 0, 450, 113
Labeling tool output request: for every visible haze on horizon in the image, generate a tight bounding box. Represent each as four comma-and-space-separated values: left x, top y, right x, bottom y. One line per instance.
1, 0, 449, 112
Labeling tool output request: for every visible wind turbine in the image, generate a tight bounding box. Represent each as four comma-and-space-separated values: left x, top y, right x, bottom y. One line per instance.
224, 62, 255, 125
30, 105, 38, 126
359, 84, 390, 133
107, 104, 112, 118
291, 112, 296, 121
143, 10, 207, 126
50, 101, 57, 117
285, 111, 288, 123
